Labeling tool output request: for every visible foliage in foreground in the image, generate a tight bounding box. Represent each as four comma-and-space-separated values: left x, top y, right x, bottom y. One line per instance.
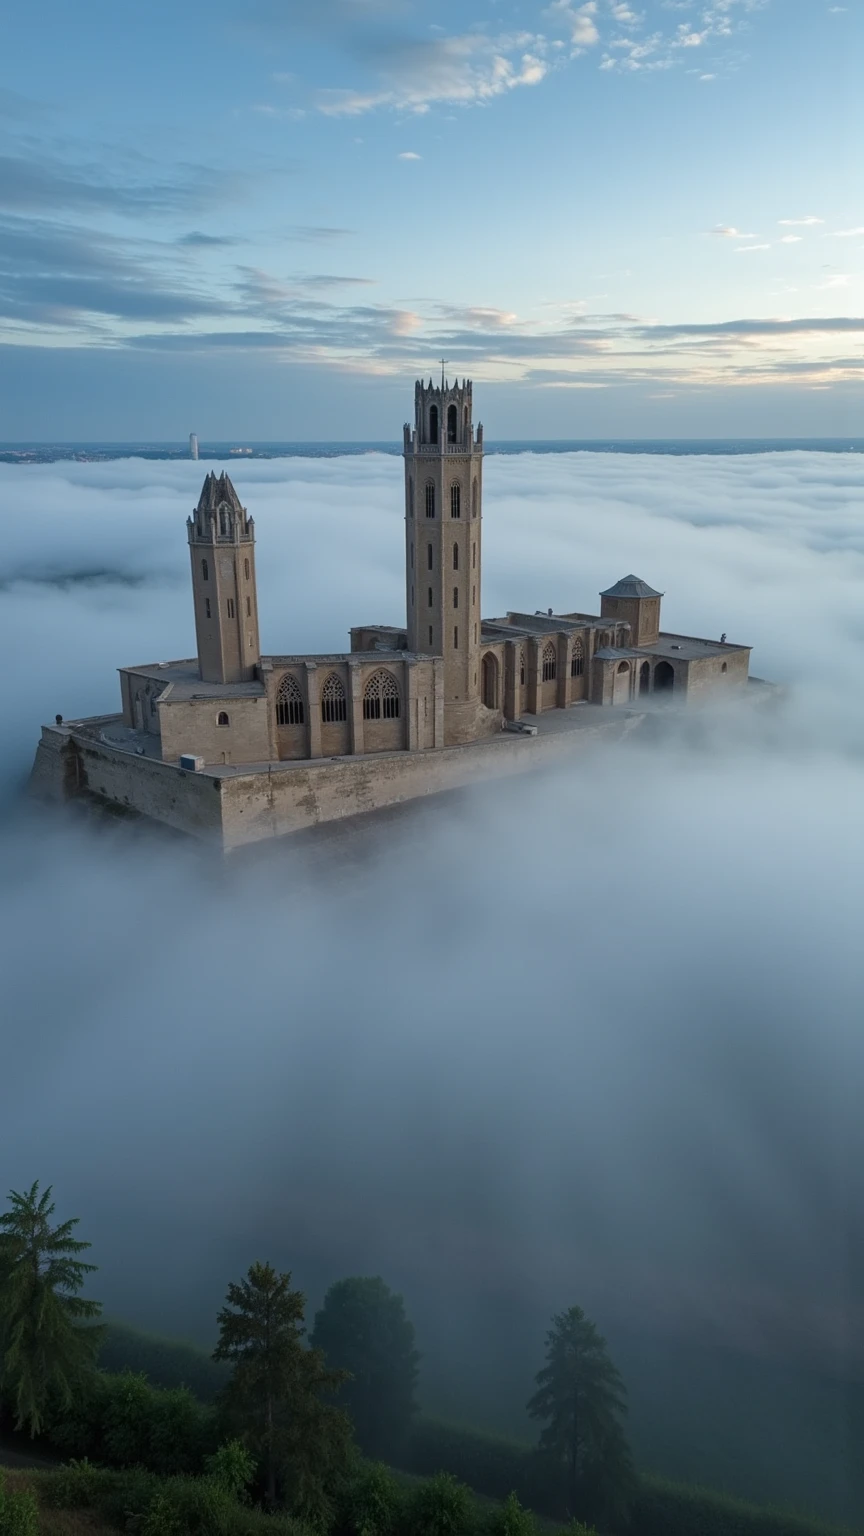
214, 1261, 353, 1519
0, 1471, 39, 1536
0, 1183, 103, 1436
310, 1277, 420, 1461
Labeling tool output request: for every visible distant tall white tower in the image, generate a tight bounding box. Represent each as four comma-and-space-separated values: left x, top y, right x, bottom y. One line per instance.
189, 433, 199, 461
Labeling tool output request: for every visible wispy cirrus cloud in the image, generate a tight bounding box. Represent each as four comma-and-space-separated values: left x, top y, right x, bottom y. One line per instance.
317, 31, 550, 115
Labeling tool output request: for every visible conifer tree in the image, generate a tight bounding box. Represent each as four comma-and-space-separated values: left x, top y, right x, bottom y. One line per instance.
0, 1182, 103, 1436
214, 1260, 352, 1515
310, 1276, 419, 1457
526, 1305, 632, 1523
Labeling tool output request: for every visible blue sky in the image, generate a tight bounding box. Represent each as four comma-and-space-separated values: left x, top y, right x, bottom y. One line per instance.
1, 0, 862, 437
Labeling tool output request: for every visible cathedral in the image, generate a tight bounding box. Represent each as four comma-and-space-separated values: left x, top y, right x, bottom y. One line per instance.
115, 378, 751, 771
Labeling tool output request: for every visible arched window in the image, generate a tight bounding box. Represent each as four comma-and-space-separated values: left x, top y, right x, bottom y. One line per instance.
542, 641, 557, 682
570, 638, 584, 677
321, 673, 347, 723
617, 660, 629, 674
447, 403, 458, 443
519, 647, 525, 686
425, 482, 435, 518
472, 480, 478, 519
450, 484, 461, 518
427, 543, 433, 570
244, 558, 250, 580
363, 670, 400, 720
276, 673, 304, 727
453, 587, 459, 609
429, 405, 439, 445
201, 559, 209, 581
453, 543, 459, 571
217, 711, 230, 727
721, 661, 728, 674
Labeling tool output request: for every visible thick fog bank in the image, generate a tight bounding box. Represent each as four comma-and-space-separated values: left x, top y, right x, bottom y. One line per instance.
1, 450, 864, 1519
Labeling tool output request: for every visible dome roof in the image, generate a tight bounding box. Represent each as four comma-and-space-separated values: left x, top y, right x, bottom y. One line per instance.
600, 575, 663, 599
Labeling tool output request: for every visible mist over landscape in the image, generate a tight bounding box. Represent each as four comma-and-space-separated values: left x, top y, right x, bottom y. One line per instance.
2, 449, 864, 1520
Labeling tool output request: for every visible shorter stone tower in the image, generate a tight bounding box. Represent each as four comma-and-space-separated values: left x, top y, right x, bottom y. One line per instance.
187, 472, 260, 684
600, 575, 663, 647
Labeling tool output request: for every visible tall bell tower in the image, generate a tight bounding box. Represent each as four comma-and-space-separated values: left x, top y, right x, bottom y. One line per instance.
403, 377, 484, 744
187, 471, 261, 684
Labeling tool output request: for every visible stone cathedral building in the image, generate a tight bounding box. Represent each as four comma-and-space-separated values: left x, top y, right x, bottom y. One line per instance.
32, 380, 753, 847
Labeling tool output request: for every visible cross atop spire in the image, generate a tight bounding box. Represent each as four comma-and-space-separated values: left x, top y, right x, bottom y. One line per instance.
440, 358, 447, 390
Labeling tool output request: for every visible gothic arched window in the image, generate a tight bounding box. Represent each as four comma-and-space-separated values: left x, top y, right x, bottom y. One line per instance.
453, 543, 459, 571
276, 673, 304, 727
447, 403, 458, 443
570, 638, 584, 677
425, 482, 435, 518
217, 711, 230, 727
450, 484, 461, 518
321, 673, 347, 724
542, 641, 557, 682
363, 670, 400, 721
429, 405, 439, 445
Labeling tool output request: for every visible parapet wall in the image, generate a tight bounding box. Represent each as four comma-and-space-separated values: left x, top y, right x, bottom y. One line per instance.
31, 712, 646, 851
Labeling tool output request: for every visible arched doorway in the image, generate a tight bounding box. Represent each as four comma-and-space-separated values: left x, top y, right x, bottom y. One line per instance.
639, 660, 651, 696
612, 660, 631, 705
654, 660, 674, 696
482, 653, 499, 709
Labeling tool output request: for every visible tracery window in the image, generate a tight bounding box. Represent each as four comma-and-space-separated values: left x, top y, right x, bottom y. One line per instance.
451, 484, 461, 518
425, 482, 435, 518
276, 673, 304, 727
321, 672, 347, 724
542, 641, 557, 682
570, 638, 584, 677
363, 670, 400, 721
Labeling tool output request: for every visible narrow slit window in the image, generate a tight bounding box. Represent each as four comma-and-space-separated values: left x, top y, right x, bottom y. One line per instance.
450, 484, 461, 518
427, 544, 433, 570
428, 587, 433, 607
425, 482, 435, 518
453, 543, 459, 570
453, 587, 459, 609
205, 598, 211, 618
202, 559, 209, 581
246, 596, 251, 617
454, 626, 459, 648
226, 598, 235, 619
244, 558, 250, 580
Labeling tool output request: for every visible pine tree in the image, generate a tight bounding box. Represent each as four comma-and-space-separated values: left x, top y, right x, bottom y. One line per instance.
0, 1182, 103, 1436
310, 1276, 419, 1457
213, 1260, 352, 1515
526, 1305, 632, 1523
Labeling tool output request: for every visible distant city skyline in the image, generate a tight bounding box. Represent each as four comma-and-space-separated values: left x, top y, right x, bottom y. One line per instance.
0, 0, 862, 437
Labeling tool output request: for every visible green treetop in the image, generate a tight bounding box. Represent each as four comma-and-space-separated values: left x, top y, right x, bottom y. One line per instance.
213, 1260, 352, 1517
310, 1275, 420, 1458
0, 1181, 103, 1436
527, 1305, 632, 1525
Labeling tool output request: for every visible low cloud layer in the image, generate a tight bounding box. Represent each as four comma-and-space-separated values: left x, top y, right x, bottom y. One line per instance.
2, 448, 864, 1518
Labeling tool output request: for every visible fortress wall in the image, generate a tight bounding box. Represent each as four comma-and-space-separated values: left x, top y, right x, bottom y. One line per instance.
686, 649, 750, 698
217, 713, 645, 851
31, 725, 225, 840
